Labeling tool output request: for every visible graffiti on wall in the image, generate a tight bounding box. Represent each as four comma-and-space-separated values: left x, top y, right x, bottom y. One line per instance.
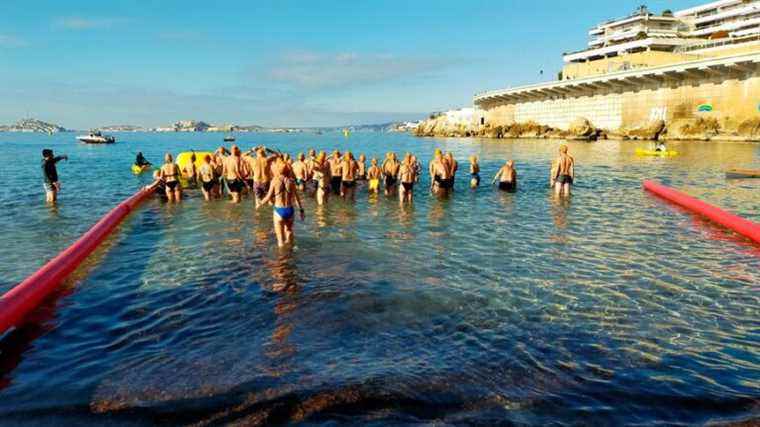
649, 106, 667, 122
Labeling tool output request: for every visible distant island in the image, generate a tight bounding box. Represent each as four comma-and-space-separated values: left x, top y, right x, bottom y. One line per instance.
96, 125, 146, 132
0, 117, 424, 134
0, 118, 71, 133
150, 120, 265, 133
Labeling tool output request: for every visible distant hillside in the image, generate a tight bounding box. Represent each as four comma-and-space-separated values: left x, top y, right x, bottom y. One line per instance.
314, 122, 419, 133
150, 120, 265, 132
0, 118, 70, 133
237, 125, 265, 132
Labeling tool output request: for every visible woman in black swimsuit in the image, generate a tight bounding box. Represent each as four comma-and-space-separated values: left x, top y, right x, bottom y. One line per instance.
159, 153, 182, 202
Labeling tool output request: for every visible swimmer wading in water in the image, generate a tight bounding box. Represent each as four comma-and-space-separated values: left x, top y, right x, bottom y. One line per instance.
258, 160, 305, 248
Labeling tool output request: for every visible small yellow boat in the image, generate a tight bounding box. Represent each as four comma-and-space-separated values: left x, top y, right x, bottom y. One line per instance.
131, 164, 151, 174
635, 148, 678, 157
176, 151, 213, 171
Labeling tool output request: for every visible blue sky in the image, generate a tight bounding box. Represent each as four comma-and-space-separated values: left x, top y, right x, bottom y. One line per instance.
0, 0, 699, 128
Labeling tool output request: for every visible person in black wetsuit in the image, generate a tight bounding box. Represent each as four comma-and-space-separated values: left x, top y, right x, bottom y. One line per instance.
42, 148, 68, 204
135, 152, 151, 167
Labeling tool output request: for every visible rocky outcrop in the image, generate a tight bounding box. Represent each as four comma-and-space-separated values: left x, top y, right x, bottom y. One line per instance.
621, 120, 665, 140
414, 114, 473, 138
662, 117, 720, 141
413, 111, 760, 142
566, 117, 596, 139
415, 115, 606, 141
736, 118, 760, 140
0, 118, 70, 133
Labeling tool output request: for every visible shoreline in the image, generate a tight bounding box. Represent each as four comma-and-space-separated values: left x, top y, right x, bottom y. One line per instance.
412, 116, 760, 143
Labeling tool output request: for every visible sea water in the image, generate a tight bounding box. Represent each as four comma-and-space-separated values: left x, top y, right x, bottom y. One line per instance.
0, 131, 758, 425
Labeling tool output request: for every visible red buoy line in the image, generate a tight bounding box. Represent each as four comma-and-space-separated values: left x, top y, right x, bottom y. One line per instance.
643, 180, 760, 245
0, 185, 157, 336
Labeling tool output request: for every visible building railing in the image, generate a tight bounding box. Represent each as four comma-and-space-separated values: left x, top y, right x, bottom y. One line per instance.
674, 33, 760, 52
473, 51, 760, 99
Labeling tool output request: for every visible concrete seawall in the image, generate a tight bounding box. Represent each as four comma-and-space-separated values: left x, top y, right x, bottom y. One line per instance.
417, 53, 760, 142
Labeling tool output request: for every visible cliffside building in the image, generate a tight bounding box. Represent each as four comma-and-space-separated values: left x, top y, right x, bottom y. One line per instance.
475, 0, 760, 134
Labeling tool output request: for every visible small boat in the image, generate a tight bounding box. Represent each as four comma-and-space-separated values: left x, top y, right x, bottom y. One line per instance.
131, 164, 151, 174
725, 168, 760, 179
635, 148, 678, 157
223, 135, 235, 142
77, 131, 115, 144
342, 128, 350, 138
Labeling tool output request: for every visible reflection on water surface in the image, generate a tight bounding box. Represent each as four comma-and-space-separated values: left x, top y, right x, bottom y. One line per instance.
0, 132, 758, 425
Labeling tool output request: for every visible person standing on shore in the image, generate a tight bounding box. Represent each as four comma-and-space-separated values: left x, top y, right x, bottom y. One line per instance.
159, 153, 182, 202
492, 160, 517, 192
398, 153, 417, 204
41, 149, 68, 204
259, 160, 305, 248
382, 152, 401, 196
552, 145, 575, 197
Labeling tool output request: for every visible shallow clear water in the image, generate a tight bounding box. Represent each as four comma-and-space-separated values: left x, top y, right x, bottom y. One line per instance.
0, 132, 758, 425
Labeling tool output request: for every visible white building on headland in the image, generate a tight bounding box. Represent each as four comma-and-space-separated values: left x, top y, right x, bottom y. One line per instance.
442, 108, 474, 126
473, 0, 760, 134
564, 1, 760, 72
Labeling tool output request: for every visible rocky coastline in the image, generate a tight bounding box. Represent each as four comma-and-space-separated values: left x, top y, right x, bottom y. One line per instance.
413, 115, 760, 142
0, 118, 70, 133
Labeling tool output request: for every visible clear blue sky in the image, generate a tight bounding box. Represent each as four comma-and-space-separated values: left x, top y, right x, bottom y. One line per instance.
0, 0, 699, 128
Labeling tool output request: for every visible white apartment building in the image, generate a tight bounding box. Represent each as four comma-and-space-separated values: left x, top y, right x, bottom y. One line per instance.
564, 1, 760, 63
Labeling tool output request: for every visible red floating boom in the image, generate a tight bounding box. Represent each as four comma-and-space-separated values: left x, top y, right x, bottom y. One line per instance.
0, 186, 156, 335
643, 180, 760, 245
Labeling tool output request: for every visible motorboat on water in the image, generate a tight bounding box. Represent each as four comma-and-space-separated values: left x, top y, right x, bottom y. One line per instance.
77, 131, 116, 144
223, 135, 236, 142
